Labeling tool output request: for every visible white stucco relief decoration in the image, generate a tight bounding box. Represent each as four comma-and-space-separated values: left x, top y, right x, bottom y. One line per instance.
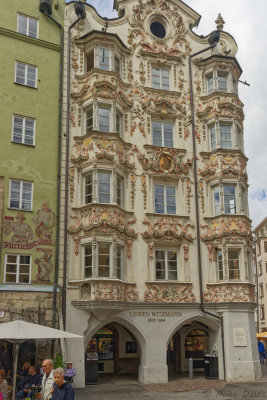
203, 284, 255, 303
196, 95, 244, 125
144, 284, 195, 303
94, 282, 139, 302
69, 206, 138, 239
128, 0, 191, 60
71, 136, 135, 170
133, 146, 192, 176
199, 153, 247, 182
142, 217, 195, 242
201, 216, 251, 242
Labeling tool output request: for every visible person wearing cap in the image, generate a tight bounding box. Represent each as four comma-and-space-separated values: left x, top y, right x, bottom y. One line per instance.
64, 363, 76, 384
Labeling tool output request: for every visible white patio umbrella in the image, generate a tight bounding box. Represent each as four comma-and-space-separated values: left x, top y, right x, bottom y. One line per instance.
0, 320, 83, 400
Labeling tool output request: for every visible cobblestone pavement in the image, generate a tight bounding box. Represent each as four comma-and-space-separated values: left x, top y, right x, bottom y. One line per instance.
75, 365, 267, 400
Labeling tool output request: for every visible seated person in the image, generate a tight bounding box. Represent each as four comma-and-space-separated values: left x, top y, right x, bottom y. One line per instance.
16, 366, 42, 399
18, 362, 30, 378
0, 371, 8, 400
64, 362, 76, 384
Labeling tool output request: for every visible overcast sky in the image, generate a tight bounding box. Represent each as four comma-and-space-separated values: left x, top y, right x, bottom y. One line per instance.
84, 0, 267, 228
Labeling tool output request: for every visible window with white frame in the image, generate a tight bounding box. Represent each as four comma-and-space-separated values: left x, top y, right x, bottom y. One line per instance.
9, 180, 33, 211
83, 240, 123, 279
5, 254, 31, 284
84, 171, 123, 206
152, 120, 173, 147
213, 184, 236, 215
216, 248, 240, 281
155, 250, 178, 280
209, 122, 232, 151
228, 249, 240, 279
217, 249, 223, 280
86, 104, 123, 134
12, 115, 35, 146
86, 47, 121, 75
15, 62, 37, 88
151, 66, 169, 90
17, 14, 38, 38
154, 184, 176, 214
206, 71, 228, 94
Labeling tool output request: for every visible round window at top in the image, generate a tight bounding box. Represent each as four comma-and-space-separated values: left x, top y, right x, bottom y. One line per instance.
150, 21, 166, 39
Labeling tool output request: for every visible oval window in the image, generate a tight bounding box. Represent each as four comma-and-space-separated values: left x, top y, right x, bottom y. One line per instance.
150, 21, 166, 39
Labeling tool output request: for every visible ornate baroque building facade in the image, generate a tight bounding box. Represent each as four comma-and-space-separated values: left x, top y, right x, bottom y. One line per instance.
63, 0, 260, 386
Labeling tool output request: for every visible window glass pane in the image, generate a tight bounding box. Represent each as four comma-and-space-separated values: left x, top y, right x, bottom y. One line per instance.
86, 109, 93, 132
13, 116, 23, 143
18, 15, 28, 35
114, 55, 120, 75
155, 185, 164, 213
98, 172, 110, 203
163, 122, 173, 147
214, 186, 220, 215
19, 274, 30, 284
218, 74, 227, 92
220, 125, 232, 149
16, 63, 26, 84
218, 250, 223, 280
99, 107, 110, 132
210, 125, 216, 151
84, 244, 92, 278
28, 18, 38, 38
7, 255, 17, 263
152, 121, 162, 146
224, 185, 236, 214
6, 264, 17, 273
20, 255, 30, 264
207, 75, 213, 94
5, 274, 16, 283
26, 65, 36, 87
117, 176, 122, 206
99, 49, 110, 71
98, 243, 110, 277
85, 173, 93, 204
228, 250, 239, 279
166, 186, 176, 214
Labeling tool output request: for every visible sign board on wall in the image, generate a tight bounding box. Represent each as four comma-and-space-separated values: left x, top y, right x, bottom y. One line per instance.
233, 328, 247, 347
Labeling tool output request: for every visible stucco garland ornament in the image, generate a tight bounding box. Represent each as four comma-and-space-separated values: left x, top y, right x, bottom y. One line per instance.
144, 285, 195, 303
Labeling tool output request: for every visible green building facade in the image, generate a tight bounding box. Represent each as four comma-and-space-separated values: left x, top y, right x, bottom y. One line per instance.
0, 0, 64, 351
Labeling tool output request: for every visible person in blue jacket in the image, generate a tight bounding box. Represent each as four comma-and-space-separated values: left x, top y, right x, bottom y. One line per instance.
51, 368, 74, 400
16, 366, 42, 399
258, 339, 265, 365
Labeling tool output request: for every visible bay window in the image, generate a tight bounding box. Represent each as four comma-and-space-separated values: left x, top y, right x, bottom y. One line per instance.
86, 47, 121, 75
213, 184, 236, 215
216, 248, 240, 281
83, 240, 124, 279
206, 71, 228, 94
85, 104, 123, 135
84, 171, 123, 206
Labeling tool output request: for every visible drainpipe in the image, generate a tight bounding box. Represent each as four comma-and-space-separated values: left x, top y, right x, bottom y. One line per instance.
188, 31, 226, 380
63, 2, 86, 329
41, 11, 63, 356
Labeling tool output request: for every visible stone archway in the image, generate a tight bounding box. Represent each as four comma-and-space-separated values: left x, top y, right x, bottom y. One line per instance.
165, 314, 221, 380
